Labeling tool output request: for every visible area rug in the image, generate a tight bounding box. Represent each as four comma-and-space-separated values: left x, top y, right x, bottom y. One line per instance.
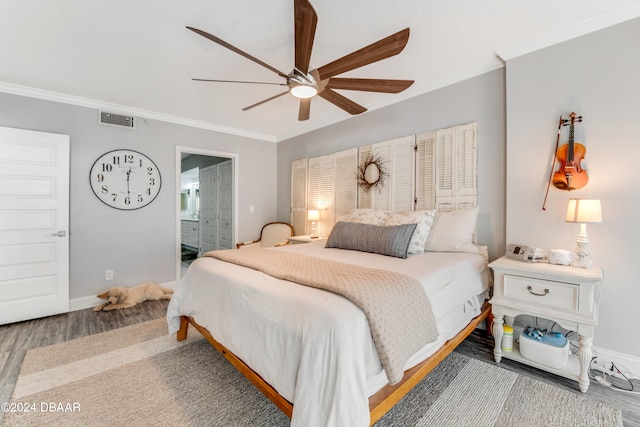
4, 318, 622, 427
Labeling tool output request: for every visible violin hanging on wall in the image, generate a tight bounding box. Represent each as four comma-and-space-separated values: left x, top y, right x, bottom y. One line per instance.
553, 112, 587, 190
542, 112, 587, 210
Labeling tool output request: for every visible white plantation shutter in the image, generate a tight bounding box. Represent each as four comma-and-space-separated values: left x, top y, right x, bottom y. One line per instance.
433, 123, 477, 211
358, 138, 415, 211
334, 148, 358, 221
358, 145, 373, 209
435, 127, 455, 211
290, 158, 308, 235
369, 141, 392, 210
454, 122, 478, 208
389, 135, 415, 212
308, 154, 335, 237
415, 131, 436, 210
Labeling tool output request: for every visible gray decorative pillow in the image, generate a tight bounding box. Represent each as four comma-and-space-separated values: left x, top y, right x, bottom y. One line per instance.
325, 221, 417, 259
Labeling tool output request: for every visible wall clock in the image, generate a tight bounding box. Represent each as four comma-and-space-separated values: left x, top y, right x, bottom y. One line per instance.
89, 149, 161, 210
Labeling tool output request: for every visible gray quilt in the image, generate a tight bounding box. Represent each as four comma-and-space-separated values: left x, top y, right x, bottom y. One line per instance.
206, 247, 439, 384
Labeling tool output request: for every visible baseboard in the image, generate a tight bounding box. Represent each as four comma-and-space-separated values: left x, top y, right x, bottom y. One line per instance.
69, 295, 104, 312
594, 347, 640, 380
69, 280, 178, 312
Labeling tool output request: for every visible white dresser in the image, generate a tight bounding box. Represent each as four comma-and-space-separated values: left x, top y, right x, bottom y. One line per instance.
181, 219, 199, 249
489, 256, 603, 392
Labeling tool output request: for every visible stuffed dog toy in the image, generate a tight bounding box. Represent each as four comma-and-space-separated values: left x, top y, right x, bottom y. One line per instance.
94, 281, 174, 311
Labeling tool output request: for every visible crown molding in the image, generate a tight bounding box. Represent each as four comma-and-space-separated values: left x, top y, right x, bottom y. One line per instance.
496, 1, 640, 62
0, 82, 277, 143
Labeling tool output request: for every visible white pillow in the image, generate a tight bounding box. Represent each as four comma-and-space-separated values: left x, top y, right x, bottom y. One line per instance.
425, 206, 480, 253
342, 208, 390, 226
335, 213, 350, 223
384, 210, 436, 254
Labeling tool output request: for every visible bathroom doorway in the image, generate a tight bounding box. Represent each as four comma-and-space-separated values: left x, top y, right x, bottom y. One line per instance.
176, 146, 237, 282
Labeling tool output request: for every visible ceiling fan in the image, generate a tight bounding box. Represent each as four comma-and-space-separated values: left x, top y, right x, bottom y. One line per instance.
187, 0, 414, 121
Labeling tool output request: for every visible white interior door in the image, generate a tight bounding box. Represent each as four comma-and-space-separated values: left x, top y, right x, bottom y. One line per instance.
0, 126, 70, 325
199, 165, 217, 253
218, 160, 233, 250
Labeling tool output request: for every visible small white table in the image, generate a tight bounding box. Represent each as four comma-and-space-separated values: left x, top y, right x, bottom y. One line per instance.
489, 256, 603, 392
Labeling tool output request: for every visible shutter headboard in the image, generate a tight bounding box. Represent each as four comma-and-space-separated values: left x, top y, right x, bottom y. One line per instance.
291, 122, 477, 237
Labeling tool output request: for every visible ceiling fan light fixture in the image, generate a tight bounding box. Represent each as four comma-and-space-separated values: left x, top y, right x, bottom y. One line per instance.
188, 2, 413, 120
290, 83, 317, 99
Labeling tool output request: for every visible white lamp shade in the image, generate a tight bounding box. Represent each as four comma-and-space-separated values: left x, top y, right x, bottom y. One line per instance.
307, 209, 320, 221
565, 199, 602, 223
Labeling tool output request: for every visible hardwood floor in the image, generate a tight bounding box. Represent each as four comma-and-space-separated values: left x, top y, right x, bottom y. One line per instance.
0, 300, 170, 425
1, 303, 638, 426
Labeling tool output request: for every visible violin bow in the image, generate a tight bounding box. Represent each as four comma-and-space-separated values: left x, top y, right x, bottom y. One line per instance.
542, 115, 568, 211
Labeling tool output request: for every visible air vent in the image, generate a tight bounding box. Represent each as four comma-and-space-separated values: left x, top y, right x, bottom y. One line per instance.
99, 111, 136, 128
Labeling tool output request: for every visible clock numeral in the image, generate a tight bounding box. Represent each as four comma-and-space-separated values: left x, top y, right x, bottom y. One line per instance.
111, 193, 117, 202
124, 154, 134, 164
138, 195, 144, 203
101, 185, 108, 194
97, 174, 104, 182
147, 167, 153, 175
149, 178, 155, 186
112, 156, 120, 165
146, 188, 151, 195
102, 163, 113, 172
124, 196, 131, 205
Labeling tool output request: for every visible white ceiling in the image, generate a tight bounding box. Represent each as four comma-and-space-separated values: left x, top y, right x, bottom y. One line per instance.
1, 0, 639, 142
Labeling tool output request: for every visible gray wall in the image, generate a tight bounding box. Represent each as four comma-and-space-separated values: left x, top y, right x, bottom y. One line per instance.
505, 18, 640, 358
277, 69, 507, 261
0, 92, 278, 299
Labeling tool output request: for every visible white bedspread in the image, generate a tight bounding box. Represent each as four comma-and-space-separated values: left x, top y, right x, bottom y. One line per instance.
167, 240, 490, 427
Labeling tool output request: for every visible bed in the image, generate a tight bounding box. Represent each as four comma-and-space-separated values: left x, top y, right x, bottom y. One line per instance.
167, 209, 492, 427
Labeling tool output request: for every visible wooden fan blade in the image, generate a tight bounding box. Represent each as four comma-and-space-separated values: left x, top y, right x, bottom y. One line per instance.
187, 26, 288, 78
326, 78, 414, 93
298, 98, 311, 121
294, 0, 318, 74
316, 28, 410, 80
318, 88, 367, 115
193, 78, 288, 86
242, 91, 290, 111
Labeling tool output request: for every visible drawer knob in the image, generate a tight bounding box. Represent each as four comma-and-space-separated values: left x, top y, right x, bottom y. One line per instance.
527, 286, 549, 296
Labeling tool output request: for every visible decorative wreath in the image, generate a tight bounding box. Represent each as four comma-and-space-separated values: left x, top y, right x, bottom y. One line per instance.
357, 153, 388, 192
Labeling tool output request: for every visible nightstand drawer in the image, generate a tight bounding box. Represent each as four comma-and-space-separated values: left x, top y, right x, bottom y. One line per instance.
503, 274, 578, 311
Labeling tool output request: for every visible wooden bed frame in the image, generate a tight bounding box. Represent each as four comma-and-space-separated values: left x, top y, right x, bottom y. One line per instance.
177, 301, 491, 426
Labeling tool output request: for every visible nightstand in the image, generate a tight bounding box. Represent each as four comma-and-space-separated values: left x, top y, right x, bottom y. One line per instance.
489, 256, 603, 392
287, 235, 324, 245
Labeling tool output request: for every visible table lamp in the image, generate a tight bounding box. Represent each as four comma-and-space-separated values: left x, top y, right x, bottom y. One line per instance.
565, 198, 602, 268
307, 210, 320, 238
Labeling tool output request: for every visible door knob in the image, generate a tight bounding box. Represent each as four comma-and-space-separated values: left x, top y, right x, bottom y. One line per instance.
49, 230, 66, 237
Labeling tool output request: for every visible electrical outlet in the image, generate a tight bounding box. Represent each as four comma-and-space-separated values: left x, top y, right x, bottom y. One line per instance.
105, 269, 114, 281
